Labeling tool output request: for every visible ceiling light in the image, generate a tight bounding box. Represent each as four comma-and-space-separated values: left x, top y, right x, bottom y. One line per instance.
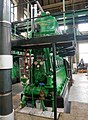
78, 14, 86, 17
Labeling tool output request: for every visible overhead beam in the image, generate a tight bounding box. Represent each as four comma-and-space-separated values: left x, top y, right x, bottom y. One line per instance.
42, 1, 70, 9
42, 0, 87, 10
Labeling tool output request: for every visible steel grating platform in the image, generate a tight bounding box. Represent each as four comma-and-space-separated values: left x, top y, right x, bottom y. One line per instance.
11, 34, 78, 57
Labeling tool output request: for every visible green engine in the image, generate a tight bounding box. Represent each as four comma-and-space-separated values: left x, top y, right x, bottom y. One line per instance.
34, 12, 60, 36
21, 12, 68, 111
21, 48, 68, 111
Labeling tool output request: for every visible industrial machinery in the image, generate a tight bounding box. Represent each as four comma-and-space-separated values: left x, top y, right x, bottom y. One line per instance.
33, 12, 60, 36
20, 11, 69, 111
77, 58, 87, 73
11, 51, 21, 84
21, 48, 68, 111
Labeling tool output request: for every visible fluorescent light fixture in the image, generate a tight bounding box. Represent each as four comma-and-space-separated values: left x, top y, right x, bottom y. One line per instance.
78, 23, 88, 32
59, 26, 68, 31
78, 14, 86, 17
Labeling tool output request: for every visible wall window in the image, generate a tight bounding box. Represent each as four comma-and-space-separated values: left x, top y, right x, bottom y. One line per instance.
11, 3, 14, 22
79, 43, 88, 63
11, 2, 17, 22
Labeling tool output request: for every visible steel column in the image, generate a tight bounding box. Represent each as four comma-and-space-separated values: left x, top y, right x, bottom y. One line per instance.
0, 0, 14, 120
69, 56, 72, 81
63, 0, 66, 33
52, 43, 57, 120
31, 4, 37, 37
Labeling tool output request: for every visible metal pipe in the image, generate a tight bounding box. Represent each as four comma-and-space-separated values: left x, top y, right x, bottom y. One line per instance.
0, 0, 14, 120
69, 56, 72, 81
72, 0, 78, 65
73, 12, 77, 45
11, 1, 88, 8
72, 0, 76, 42
27, 1, 30, 18
52, 43, 57, 120
31, 4, 34, 36
26, 0, 30, 37
31, 3, 37, 37
63, 0, 66, 33
36, 1, 44, 12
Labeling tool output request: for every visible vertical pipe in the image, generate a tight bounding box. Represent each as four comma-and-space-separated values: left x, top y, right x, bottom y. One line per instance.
27, 1, 30, 18
52, 43, 57, 120
31, 4, 34, 37
0, 0, 14, 120
63, 0, 66, 34
36, 1, 44, 12
24, 50, 27, 74
27, 20, 29, 38
69, 57, 72, 81
73, 14, 78, 64
34, 4, 37, 19
27, 1, 29, 38
17, 0, 24, 21
31, 4, 37, 37
73, 12, 76, 49
72, 0, 78, 65
14, 25, 16, 39
29, 50, 32, 84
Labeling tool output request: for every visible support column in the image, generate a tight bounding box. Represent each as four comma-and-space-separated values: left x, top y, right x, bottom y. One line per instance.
0, 0, 14, 120
69, 56, 72, 81
17, 0, 24, 21
52, 43, 57, 120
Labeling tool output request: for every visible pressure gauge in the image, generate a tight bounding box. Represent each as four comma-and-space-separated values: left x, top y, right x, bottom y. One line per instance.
34, 61, 38, 65
40, 61, 43, 65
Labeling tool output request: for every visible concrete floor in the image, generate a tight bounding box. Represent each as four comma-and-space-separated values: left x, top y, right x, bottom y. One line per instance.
12, 83, 22, 110
69, 73, 88, 103
59, 73, 88, 120
12, 83, 22, 96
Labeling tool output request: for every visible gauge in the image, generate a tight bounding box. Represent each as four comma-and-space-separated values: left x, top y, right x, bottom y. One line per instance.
34, 61, 38, 65
40, 61, 44, 65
